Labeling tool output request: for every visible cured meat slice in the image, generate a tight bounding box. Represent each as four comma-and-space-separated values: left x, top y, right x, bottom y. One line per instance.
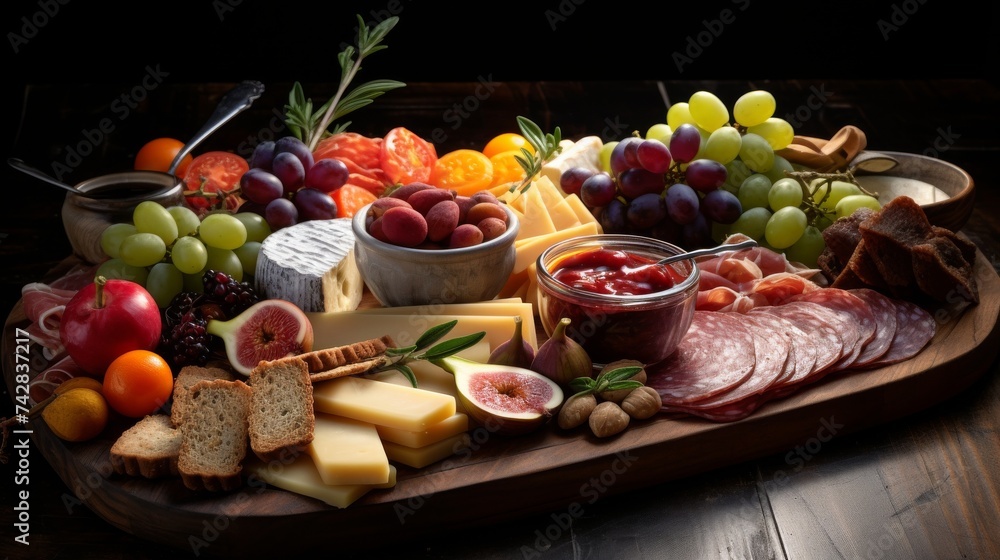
864, 299, 936, 367
647, 311, 756, 405
848, 288, 898, 367
680, 314, 791, 409
746, 308, 817, 388
753, 301, 842, 376
784, 288, 876, 369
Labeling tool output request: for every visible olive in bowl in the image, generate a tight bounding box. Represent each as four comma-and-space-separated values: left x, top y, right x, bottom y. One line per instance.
351, 193, 520, 307
535, 234, 700, 367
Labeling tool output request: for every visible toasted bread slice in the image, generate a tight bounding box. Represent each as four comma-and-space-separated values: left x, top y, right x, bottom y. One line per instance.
177, 379, 252, 492
248, 357, 315, 461
171, 365, 235, 428
110, 414, 181, 479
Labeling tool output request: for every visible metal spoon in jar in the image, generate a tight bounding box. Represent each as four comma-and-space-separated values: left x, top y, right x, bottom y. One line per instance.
656, 238, 759, 266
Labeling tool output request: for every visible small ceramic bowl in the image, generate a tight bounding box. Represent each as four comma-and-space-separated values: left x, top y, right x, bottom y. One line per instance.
535, 234, 700, 367
351, 203, 520, 307
853, 151, 974, 232
61, 172, 185, 264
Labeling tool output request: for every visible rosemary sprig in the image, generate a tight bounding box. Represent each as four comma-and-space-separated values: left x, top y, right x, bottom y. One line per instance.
509, 116, 563, 195
284, 15, 406, 151
371, 320, 486, 388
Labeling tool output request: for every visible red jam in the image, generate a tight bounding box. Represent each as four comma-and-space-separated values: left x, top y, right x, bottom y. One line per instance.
539, 246, 697, 366
551, 248, 685, 295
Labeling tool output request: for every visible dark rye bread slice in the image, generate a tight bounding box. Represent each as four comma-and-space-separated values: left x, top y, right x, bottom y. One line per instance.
110, 414, 181, 479
293, 335, 396, 382
177, 379, 252, 492
911, 237, 979, 304
171, 366, 235, 428
248, 357, 315, 461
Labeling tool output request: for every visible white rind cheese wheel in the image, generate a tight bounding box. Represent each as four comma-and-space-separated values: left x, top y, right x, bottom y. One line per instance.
256, 218, 364, 313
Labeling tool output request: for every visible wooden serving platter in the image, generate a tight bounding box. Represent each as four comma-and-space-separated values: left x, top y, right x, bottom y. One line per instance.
4, 252, 999, 557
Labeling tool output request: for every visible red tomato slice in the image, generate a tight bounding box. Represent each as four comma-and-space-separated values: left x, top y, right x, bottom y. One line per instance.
182, 151, 250, 214
313, 132, 383, 170
333, 184, 378, 219
380, 127, 437, 186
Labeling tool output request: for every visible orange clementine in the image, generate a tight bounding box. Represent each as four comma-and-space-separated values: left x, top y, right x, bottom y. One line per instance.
102, 350, 174, 418
135, 137, 193, 177
482, 133, 535, 159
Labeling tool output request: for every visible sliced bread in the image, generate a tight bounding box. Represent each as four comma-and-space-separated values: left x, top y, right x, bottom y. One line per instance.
171, 365, 235, 428
110, 414, 182, 479
177, 379, 252, 492
248, 357, 315, 461
293, 335, 395, 382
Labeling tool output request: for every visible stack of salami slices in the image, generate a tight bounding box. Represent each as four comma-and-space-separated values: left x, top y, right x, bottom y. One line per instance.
647, 287, 937, 422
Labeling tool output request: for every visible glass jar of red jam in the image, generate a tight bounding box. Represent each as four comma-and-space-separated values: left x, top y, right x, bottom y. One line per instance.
536, 234, 699, 367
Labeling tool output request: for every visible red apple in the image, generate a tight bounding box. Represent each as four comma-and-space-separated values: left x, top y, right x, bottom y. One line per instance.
59, 276, 162, 377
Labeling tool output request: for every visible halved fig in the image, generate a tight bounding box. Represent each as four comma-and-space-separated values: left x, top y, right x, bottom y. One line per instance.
431, 356, 563, 436
206, 299, 314, 376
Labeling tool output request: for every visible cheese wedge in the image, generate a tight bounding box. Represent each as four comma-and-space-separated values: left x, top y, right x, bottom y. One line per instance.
513, 221, 600, 273
517, 186, 557, 240
313, 376, 456, 432
539, 136, 603, 192
383, 433, 472, 469
307, 414, 390, 486
245, 454, 396, 509
564, 193, 602, 231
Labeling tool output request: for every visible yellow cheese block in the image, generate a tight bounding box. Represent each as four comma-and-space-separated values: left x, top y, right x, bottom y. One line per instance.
308, 413, 390, 486
366, 357, 467, 399
546, 196, 583, 231
314, 376, 456, 431
351, 300, 533, 330
307, 312, 538, 354
245, 454, 396, 509
526, 261, 540, 309
513, 221, 600, 273
383, 433, 472, 469
530, 176, 567, 209
376, 412, 469, 448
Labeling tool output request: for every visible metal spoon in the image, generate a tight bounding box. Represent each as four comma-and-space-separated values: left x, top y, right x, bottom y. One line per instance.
9, 80, 265, 199
656, 238, 759, 266
7, 157, 133, 199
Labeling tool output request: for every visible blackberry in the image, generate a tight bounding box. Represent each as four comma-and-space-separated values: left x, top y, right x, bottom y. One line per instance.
164, 291, 202, 329
160, 310, 213, 368
202, 270, 260, 317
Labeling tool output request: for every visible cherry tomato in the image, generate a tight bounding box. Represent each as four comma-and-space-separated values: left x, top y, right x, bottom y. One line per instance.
380, 127, 438, 185
428, 149, 495, 196
313, 132, 383, 170
182, 151, 250, 214
482, 132, 535, 159
488, 149, 527, 188
135, 138, 193, 177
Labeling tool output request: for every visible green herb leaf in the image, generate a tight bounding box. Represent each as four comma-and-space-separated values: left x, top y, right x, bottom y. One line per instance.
601, 366, 643, 383
508, 116, 562, 195
568, 377, 596, 394
603, 380, 644, 392
386, 363, 418, 388
413, 319, 458, 350
384, 345, 418, 356
419, 332, 487, 361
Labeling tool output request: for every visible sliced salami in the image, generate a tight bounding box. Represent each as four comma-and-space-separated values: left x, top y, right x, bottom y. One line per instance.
647, 311, 757, 405
784, 289, 877, 369
848, 288, 898, 367
746, 307, 817, 387
680, 313, 792, 409
753, 301, 841, 376
864, 298, 936, 367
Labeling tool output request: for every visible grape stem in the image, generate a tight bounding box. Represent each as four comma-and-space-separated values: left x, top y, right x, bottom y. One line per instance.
784, 169, 879, 226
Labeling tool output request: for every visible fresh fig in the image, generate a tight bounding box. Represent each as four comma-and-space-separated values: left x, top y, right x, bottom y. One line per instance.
531, 318, 593, 387
488, 316, 536, 369
431, 356, 563, 436
206, 299, 314, 376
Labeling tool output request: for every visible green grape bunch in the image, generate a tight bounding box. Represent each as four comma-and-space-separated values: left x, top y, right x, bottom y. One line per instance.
97, 202, 272, 308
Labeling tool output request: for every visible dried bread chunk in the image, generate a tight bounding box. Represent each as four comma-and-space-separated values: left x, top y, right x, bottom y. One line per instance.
911, 237, 978, 304
248, 357, 315, 461
295, 335, 395, 374
171, 365, 235, 427
110, 414, 181, 479
178, 379, 252, 492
